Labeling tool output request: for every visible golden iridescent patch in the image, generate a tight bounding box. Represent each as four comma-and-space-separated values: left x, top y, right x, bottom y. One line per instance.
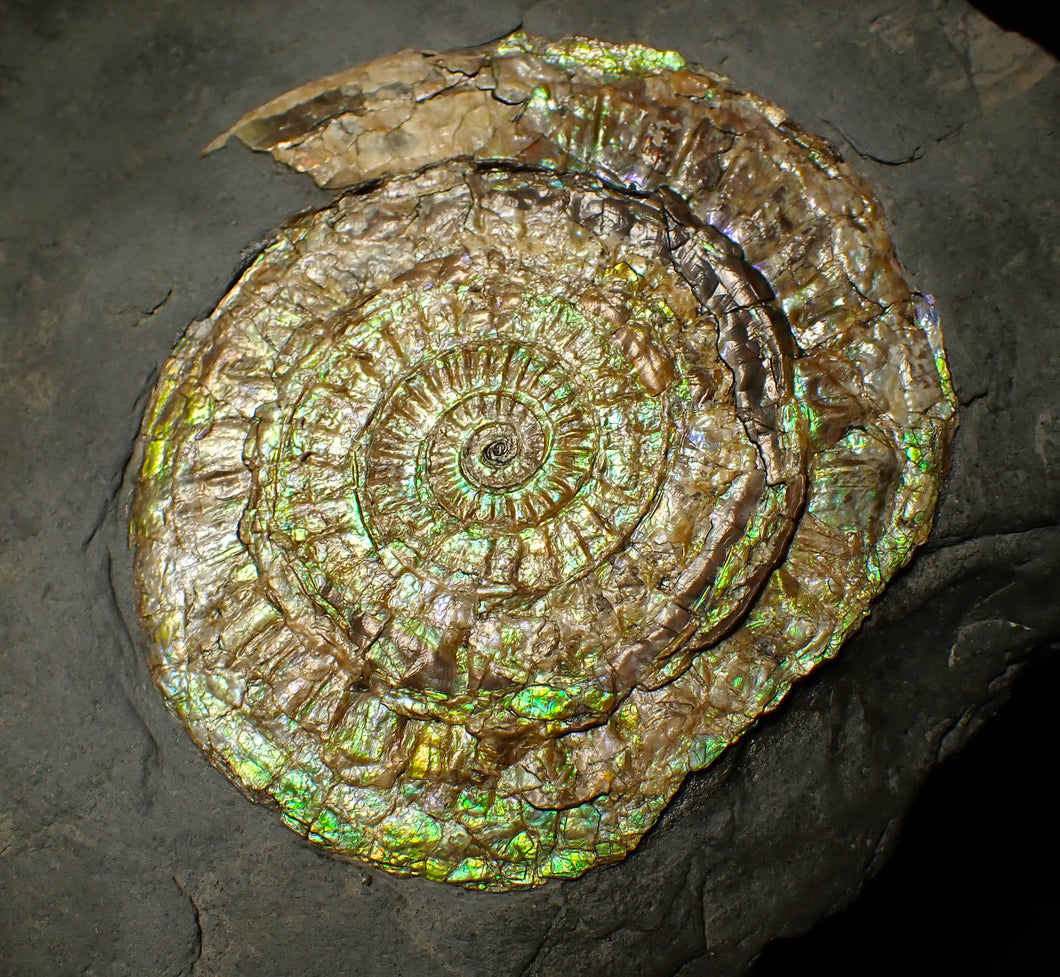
131, 34, 957, 889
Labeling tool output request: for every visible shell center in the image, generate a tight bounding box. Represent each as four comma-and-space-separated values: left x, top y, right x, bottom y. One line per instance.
460, 418, 544, 491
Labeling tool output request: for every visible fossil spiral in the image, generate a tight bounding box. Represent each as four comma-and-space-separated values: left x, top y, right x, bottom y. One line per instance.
131, 34, 957, 889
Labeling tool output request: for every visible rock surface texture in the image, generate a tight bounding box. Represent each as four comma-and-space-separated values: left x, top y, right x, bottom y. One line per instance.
1, 1, 1056, 974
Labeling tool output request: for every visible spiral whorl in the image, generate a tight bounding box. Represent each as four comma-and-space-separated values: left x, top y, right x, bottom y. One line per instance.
131, 35, 956, 889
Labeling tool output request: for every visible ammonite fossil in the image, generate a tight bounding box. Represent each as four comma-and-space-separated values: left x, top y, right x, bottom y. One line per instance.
131, 34, 957, 889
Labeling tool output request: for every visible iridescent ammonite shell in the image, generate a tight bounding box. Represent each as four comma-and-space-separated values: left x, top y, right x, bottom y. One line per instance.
131, 34, 957, 889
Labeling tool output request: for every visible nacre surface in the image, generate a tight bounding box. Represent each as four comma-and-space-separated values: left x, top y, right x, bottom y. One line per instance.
131, 34, 957, 890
